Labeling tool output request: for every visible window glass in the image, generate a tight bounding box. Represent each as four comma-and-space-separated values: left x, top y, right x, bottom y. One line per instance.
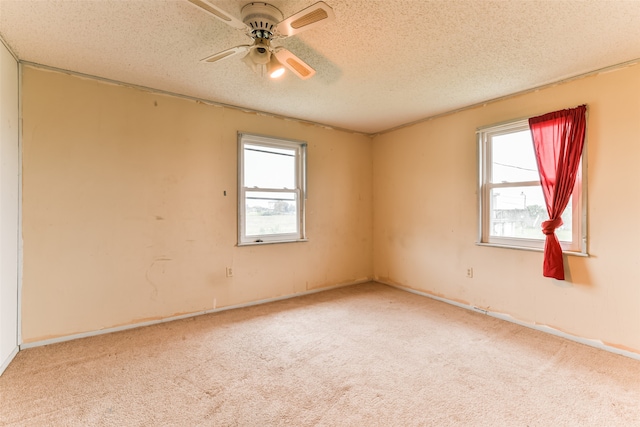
489, 186, 546, 240
491, 131, 540, 183
478, 120, 585, 252
244, 144, 296, 189
245, 191, 298, 236
238, 134, 306, 244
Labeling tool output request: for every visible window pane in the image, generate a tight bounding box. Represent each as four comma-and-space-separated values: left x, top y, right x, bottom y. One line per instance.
244, 144, 296, 189
490, 186, 547, 240
491, 131, 540, 183
479, 119, 584, 251
245, 191, 298, 236
558, 201, 573, 243
490, 186, 573, 242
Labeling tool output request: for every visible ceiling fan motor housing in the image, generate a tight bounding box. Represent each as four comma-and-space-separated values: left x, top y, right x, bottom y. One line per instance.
241, 2, 284, 39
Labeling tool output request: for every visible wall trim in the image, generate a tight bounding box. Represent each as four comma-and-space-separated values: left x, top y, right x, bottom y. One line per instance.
20, 57, 640, 138
0, 346, 19, 376
370, 57, 640, 137
16, 277, 640, 362
19, 278, 371, 350
376, 279, 640, 362
17, 62, 23, 346
0, 35, 18, 62
19, 61, 367, 138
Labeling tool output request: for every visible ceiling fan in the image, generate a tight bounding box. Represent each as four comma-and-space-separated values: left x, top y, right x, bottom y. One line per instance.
186, 1, 335, 79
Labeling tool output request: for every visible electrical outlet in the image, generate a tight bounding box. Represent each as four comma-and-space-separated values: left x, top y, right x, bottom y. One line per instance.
466, 268, 473, 278
226, 267, 233, 277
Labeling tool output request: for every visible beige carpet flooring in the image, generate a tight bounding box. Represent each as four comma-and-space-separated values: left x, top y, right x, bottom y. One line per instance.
2, 282, 640, 426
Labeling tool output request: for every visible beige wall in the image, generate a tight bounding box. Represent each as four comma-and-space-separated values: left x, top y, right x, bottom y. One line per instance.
373, 63, 640, 353
21, 67, 373, 342
20, 61, 640, 355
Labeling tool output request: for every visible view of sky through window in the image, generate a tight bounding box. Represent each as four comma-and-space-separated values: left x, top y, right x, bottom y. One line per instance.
244, 144, 295, 189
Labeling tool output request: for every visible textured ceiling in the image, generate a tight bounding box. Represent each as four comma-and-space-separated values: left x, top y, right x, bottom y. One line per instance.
1, 0, 640, 134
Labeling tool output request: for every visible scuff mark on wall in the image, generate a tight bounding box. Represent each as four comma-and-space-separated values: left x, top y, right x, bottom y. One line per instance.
145, 257, 172, 300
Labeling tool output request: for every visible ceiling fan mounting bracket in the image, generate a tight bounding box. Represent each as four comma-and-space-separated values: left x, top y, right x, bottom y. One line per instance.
241, 2, 283, 40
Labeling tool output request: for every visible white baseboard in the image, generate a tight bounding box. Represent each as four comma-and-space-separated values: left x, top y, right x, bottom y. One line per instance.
0, 346, 19, 376
22, 277, 639, 362
20, 278, 372, 350
377, 279, 640, 362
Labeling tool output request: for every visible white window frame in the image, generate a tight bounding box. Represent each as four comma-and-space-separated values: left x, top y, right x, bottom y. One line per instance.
477, 119, 587, 254
238, 133, 307, 245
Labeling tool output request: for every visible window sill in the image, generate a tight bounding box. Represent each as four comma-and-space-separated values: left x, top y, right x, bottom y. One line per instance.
238, 239, 309, 247
476, 242, 589, 257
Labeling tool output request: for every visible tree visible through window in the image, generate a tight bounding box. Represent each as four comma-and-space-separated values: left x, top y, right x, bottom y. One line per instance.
238, 133, 306, 244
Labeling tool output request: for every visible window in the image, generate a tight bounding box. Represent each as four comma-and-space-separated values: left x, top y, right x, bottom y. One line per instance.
477, 119, 586, 253
238, 133, 307, 245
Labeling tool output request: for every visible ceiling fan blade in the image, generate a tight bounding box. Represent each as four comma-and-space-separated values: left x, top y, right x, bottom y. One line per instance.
186, 0, 248, 30
276, 1, 335, 37
201, 45, 250, 63
274, 48, 316, 80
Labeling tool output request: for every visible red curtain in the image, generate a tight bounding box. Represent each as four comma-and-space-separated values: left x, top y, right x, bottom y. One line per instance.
528, 105, 586, 280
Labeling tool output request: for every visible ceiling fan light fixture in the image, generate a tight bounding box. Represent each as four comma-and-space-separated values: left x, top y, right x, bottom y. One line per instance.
268, 55, 286, 79
245, 38, 271, 65
241, 51, 263, 75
